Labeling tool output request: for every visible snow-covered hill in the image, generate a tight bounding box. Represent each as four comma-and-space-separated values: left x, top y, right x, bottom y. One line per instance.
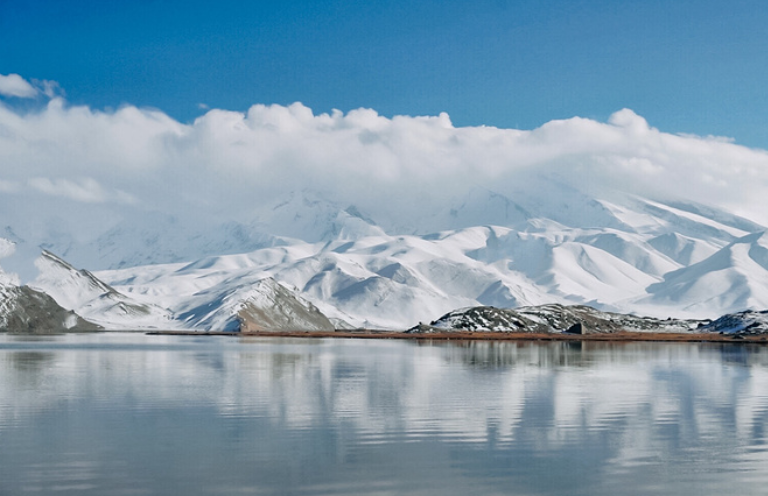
698, 310, 768, 335
27, 250, 338, 332
637, 231, 768, 315
69, 187, 768, 330
408, 304, 701, 334
0, 257, 98, 333
174, 276, 336, 332
30, 250, 175, 330
2, 178, 768, 331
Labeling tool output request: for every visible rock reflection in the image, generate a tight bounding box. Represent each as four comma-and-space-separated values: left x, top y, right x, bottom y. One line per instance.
2, 351, 55, 392
8, 351, 55, 373
434, 340, 768, 371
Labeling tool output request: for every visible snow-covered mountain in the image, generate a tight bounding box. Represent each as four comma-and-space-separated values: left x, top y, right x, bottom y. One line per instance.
30, 250, 175, 330
0, 258, 98, 333
638, 231, 768, 315
3, 179, 768, 331
6, 92, 768, 331
60, 186, 764, 330
28, 250, 338, 331
0, 283, 98, 332
173, 276, 336, 332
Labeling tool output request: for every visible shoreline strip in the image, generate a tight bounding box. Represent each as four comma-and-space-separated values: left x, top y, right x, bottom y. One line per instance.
145, 330, 768, 343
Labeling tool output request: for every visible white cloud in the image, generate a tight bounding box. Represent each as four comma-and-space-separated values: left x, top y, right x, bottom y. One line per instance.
35, 79, 62, 99
0, 73, 39, 98
1, 93, 768, 232
25, 176, 136, 205
0, 238, 15, 260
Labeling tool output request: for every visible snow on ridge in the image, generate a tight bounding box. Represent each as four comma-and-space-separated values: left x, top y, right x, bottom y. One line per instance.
30, 250, 176, 330
21, 247, 343, 331
90, 193, 768, 330
5, 186, 768, 330
0, 249, 98, 332
634, 230, 768, 318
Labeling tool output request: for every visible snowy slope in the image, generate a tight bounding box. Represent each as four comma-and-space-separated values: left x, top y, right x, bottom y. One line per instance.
0, 281, 99, 332
173, 276, 336, 331
30, 250, 175, 330
30, 250, 336, 331
0, 248, 98, 332
0, 180, 764, 330
635, 232, 768, 316
98, 229, 545, 329
88, 189, 768, 330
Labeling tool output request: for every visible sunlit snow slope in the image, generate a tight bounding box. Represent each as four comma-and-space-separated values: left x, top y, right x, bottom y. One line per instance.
71, 187, 768, 330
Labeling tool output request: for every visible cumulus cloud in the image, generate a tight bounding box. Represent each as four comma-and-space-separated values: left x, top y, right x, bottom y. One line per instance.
0, 73, 39, 98
1, 93, 768, 235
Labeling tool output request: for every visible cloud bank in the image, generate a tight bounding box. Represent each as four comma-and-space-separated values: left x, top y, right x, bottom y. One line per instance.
1, 75, 768, 234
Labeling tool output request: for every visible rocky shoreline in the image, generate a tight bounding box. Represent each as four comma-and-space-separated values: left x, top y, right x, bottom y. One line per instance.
145, 328, 768, 343
141, 304, 768, 343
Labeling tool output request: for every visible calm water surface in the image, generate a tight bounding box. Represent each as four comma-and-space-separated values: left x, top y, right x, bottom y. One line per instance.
1, 333, 768, 495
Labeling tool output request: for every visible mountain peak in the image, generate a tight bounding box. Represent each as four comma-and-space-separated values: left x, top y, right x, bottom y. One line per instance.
31, 251, 173, 329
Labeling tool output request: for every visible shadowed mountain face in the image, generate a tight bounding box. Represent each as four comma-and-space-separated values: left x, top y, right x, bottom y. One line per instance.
0, 284, 99, 333
174, 277, 336, 332
236, 279, 335, 333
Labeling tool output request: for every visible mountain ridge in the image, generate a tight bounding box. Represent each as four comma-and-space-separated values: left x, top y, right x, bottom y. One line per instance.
3, 184, 768, 330
81, 190, 768, 328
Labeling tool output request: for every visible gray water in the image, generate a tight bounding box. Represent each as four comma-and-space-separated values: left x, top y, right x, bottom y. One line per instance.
1, 334, 768, 495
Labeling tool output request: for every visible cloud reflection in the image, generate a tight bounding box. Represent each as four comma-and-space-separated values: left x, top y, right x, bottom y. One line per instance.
0, 335, 767, 495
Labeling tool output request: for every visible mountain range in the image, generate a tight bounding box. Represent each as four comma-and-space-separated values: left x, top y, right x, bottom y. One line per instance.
2, 179, 768, 331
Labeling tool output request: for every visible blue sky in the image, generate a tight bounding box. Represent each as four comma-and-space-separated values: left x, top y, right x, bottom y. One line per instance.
2, 0, 767, 147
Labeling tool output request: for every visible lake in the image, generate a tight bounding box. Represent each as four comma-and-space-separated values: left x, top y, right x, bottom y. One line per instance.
1, 333, 767, 495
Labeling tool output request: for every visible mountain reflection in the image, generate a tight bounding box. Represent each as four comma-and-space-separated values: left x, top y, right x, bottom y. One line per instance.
1, 335, 767, 495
